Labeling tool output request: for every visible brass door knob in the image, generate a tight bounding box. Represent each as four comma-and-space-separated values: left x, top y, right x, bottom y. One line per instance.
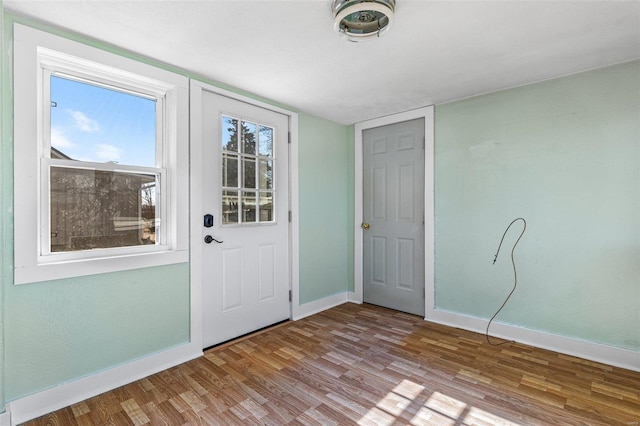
361, 223, 370, 230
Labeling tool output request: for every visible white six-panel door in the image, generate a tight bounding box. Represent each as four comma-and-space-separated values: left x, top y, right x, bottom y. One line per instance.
363, 118, 425, 316
199, 90, 290, 348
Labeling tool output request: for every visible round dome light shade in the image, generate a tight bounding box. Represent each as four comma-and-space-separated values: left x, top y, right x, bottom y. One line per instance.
333, 0, 396, 42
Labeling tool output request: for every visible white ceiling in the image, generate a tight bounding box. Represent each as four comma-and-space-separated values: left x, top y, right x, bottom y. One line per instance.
5, 1, 640, 125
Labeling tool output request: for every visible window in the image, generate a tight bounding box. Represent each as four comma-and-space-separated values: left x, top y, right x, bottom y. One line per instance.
221, 116, 275, 225
14, 24, 189, 284
47, 75, 161, 254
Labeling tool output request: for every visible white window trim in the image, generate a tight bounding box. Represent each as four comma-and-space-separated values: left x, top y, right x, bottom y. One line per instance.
38, 52, 169, 262
13, 24, 189, 284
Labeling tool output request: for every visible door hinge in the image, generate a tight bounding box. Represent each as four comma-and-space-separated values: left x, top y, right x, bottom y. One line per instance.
289, 290, 292, 302
288, 132, 291, 144
288, 211, 292, 222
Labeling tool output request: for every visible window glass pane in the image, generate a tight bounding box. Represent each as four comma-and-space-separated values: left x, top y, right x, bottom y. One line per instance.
259, 125, 273, 157
222, 190, 239, 224
259, 159, 273, 190
243, 157, 256, 189
242, 121, 257, 154
242, 191, 257, 223
222, 153, 238, 187
50, 166, 158, 252
50, 75, 156, 167
259, 192, 273, 222
222, 116, 238, 152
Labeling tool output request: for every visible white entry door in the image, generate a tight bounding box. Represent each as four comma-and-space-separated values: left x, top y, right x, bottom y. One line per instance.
363, 118, 425, 316
199, 90, 290, 348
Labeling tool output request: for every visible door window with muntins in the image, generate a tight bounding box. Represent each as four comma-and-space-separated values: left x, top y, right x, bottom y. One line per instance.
221, 115, 275, 225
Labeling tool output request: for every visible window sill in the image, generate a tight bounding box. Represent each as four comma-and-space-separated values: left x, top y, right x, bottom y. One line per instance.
14, 248, 189, 285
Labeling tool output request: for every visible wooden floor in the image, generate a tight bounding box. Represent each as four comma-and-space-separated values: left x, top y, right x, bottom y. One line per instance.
24, 303, 640, 425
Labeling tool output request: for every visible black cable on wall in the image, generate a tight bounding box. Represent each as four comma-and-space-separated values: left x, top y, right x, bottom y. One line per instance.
485, 217, 527, 346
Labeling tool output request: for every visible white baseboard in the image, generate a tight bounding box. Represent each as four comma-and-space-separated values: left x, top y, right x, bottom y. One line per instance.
348, 291, 361, 304
6, 342, 202, 425
0, 411, 10, 426
293, 292, 349, 321
427, 308, 640, 373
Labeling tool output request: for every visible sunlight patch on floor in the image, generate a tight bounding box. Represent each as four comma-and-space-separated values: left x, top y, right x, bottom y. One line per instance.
424, 391, 467, 419
358, 379, 523, 426
357, 406, 396, 426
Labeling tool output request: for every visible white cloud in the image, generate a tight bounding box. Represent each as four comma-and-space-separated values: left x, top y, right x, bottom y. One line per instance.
69, 110, 100, 133
96, 144, 122, 163
50, 127, 76, 150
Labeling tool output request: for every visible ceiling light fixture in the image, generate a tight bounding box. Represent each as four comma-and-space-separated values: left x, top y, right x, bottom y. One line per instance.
332, 0, 396, 42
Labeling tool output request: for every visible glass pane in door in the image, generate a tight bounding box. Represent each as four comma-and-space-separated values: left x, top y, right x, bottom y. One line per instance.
243, 158, 256, 189
222, 154, 238, 187
222, 116, 239, 152
259, 192, 273, 222
259, 159, 273, 190
259, 125, 273, 157
222, 190, 239, 224
242, 121, 257, 154
242, 191, 257, 223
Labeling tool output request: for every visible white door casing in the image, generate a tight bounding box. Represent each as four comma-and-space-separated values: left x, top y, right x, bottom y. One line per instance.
190, 81, 299, 349
353, 107, 435, 320
362, 118, 425, 316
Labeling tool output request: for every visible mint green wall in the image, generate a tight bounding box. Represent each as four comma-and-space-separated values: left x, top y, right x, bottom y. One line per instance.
1, 13, 351, 401
434, 61, 640, 351
5, 265, 190, 399
298, 114, 352, 304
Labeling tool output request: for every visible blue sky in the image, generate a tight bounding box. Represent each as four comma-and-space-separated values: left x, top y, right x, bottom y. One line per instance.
50, 75, 156, 167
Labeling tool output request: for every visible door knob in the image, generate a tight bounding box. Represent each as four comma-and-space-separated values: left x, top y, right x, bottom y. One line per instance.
361, 223, 370, 230
204, 235, 223, 244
